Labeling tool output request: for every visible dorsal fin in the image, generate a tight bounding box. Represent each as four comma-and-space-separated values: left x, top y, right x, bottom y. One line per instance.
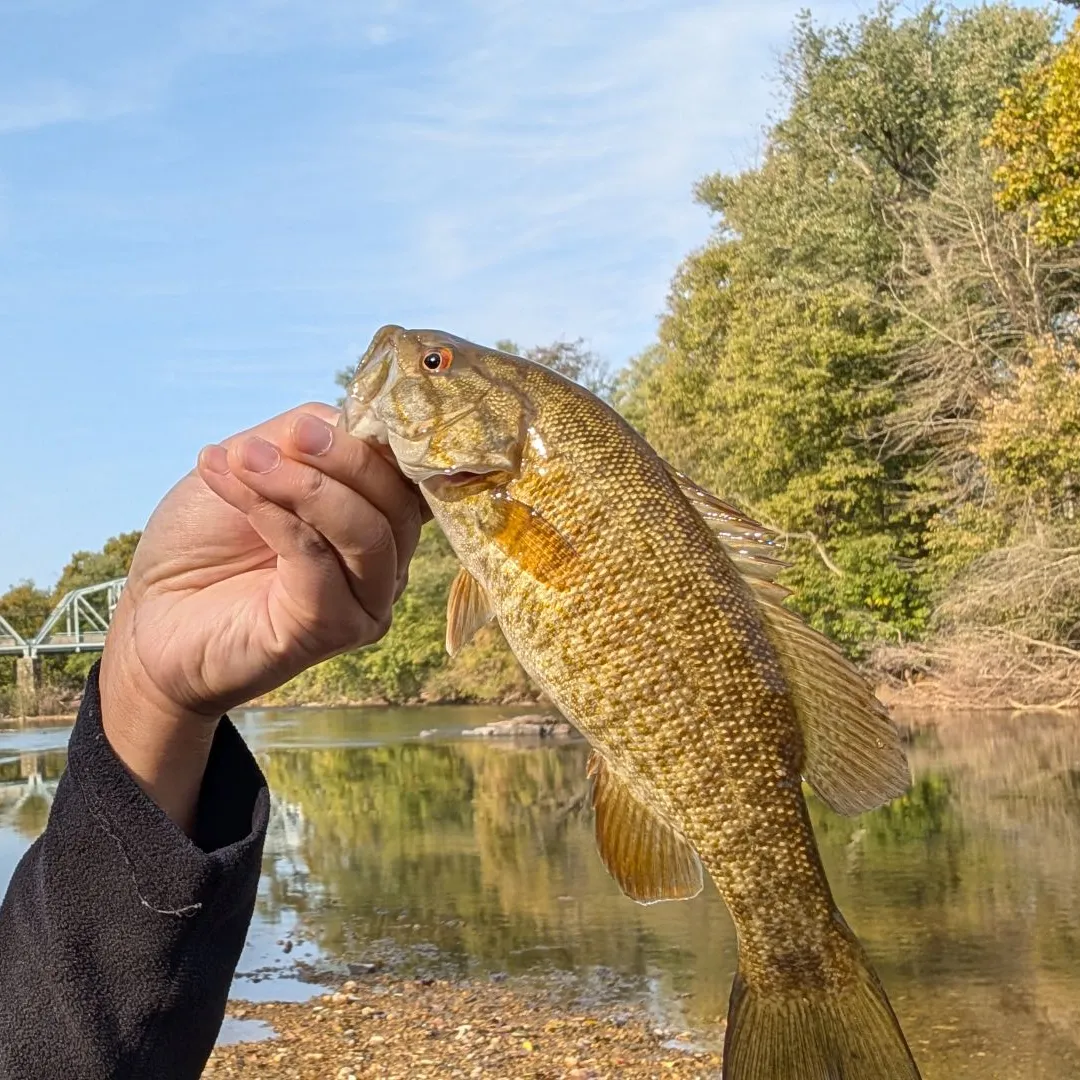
588, 751, 704, 905
664, 461, 910, 815
749, 579, 911, 814
663, 463, 789, 585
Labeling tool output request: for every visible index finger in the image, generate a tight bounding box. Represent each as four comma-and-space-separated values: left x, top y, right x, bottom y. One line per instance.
222, 407, 426, 572
217, 402, 340, 451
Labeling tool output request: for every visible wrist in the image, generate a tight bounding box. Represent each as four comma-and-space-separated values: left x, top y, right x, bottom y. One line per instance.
99, 603, 220, 835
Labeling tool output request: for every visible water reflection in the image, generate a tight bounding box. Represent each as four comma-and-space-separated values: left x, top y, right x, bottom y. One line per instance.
3, 707, 1080, 1077
0, 748, 63, 840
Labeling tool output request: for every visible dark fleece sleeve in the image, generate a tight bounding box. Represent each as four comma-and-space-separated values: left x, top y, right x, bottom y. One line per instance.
0, 663, 269, 1080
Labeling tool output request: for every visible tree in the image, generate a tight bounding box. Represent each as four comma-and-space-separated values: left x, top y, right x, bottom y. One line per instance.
0, 581, 52, 639
619, 2, 1057, 655
54, 531, 141, 596
989, 22, 1080, 247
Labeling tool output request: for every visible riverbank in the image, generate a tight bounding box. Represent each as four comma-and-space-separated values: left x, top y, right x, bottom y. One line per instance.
204, 978, 720, 1080
0, 712, 76, 728
3, 685, 1075, 731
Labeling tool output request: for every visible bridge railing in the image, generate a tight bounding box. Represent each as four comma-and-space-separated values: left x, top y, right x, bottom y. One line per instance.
0, 614, 26, 657
32, 578, 126, 655
0, 578, 127, 659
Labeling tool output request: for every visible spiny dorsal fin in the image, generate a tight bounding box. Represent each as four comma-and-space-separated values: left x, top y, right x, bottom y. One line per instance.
446, 567, 496, 656
588, 751, 704, 904
663, 463, 789, 584
748, 579, 911, 816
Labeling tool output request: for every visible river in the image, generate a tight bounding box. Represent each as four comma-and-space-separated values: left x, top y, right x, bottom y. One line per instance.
2, 705, 1080, 1078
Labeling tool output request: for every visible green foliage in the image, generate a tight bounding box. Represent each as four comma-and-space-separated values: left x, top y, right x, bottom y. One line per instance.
620, 3, 1058, 656
0, 581, 52, 639
979, 338, 1080, 516
54, 531, 140, 596
617, 4, 1062, 656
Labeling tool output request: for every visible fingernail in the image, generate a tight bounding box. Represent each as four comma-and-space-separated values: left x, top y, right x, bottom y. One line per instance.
294, 413, 334, 456
201, 445, 229, 475
241, 436, 281, 473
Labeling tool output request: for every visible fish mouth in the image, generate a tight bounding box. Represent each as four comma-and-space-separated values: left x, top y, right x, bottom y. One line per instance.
439, 468, 494, 485
422, 467, 509, 498
339, 396, 390, 444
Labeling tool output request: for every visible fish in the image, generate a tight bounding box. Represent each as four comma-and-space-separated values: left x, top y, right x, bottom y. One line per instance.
341, 324, 922, 1080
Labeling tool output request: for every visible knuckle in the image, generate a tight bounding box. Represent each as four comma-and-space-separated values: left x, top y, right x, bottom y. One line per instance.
346, 440, 375, 485
370, 610, 393, 641
398, 497, 424, 546
341, 605, 386, 648
292, 521, 332, 560
363, 513, 396, 558
326, 620, 361, 654
295, 466, 329, 506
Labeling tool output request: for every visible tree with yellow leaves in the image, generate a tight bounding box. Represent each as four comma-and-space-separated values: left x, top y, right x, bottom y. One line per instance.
989, 19, 1080, 247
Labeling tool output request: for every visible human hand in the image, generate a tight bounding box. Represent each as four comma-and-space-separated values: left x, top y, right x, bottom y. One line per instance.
99, 403, 425, 830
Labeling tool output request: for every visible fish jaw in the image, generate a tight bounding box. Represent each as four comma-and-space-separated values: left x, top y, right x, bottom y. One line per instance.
339, 394, 390, 445
341, 325, 531, 487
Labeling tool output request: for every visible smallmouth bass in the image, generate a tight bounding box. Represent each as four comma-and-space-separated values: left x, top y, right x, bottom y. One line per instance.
342, 325, 922, 1080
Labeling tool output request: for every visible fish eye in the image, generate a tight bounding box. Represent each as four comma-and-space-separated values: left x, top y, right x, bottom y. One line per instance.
422, 347, 452, 373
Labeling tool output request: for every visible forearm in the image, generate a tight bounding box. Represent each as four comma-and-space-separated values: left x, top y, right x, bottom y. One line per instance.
0, 664, 269, 1080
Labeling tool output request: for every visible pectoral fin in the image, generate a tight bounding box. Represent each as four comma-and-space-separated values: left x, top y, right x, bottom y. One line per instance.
480, 493, 579, 589
750, 582, 911, 816
446, 567, 496, 656
588, 751, 704, 904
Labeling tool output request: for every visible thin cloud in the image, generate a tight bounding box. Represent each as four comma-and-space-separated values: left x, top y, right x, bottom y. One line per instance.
0, 81, 86, 133
331, 1, 859, 356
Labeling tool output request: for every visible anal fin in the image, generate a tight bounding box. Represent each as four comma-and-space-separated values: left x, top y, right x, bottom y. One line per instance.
588, 751, 704, 905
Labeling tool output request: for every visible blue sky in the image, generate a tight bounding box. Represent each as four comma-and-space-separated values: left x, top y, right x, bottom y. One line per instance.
0, 0, 1058, 590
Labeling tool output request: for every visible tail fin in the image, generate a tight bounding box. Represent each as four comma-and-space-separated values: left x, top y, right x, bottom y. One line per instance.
724, 947, 921, 1080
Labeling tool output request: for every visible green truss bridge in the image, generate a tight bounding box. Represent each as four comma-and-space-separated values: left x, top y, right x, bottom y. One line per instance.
0, 579, 126, 694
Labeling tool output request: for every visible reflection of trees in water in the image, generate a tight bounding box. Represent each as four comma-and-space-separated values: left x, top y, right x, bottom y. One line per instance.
259, 740, 732, 995
813, 715, 1080, 1067
257, 711, 1080, 1064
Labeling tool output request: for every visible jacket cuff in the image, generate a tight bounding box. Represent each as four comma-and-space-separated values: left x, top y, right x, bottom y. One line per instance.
64, 662, 269, 918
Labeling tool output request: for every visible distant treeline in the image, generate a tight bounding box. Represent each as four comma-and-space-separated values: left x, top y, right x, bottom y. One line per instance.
6, 2, 1080, 713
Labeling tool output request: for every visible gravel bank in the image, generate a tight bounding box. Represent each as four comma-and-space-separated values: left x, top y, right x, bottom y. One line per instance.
203, 978, 721, 1079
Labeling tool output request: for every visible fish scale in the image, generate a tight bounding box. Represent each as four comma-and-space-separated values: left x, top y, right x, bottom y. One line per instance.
343, 324, 923, 1079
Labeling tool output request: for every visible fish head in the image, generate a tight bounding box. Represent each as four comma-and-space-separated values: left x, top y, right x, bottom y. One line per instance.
341, 325, 533, 493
